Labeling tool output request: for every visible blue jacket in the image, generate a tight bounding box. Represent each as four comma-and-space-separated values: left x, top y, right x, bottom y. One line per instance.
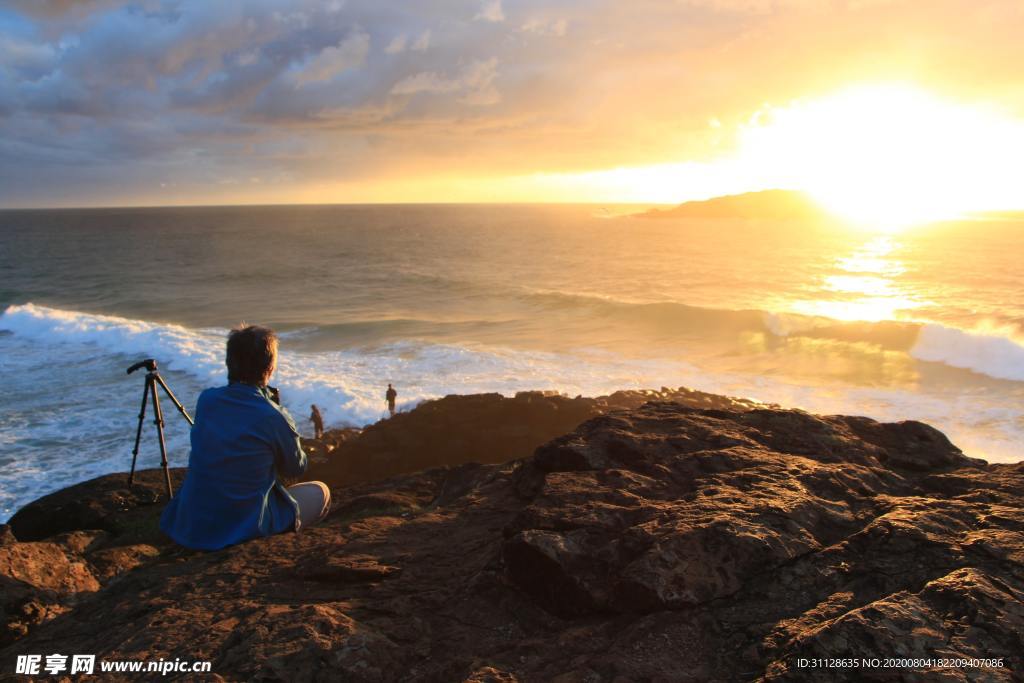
160, 382, 307, 550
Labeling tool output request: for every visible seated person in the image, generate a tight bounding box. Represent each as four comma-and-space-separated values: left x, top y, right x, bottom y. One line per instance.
160, 325, 331, 551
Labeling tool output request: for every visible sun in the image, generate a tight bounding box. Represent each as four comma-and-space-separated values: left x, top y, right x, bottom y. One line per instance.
738, 83, 1024, 230
501, 82, 1024, 223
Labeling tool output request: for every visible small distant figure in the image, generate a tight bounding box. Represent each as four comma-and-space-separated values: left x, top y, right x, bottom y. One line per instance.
385, 383, 397, 417
309, 404, 324, 440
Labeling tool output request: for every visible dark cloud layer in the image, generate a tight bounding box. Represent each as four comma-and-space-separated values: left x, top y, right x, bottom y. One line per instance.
0, 0, 1021, 206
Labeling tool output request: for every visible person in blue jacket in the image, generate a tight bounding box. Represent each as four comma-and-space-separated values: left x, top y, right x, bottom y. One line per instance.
160, 325, 331, 551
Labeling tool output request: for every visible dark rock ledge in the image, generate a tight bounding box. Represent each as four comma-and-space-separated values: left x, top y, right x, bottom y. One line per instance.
1, 390, 1021, 682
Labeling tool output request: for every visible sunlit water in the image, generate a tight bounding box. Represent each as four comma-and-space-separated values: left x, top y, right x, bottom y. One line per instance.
1, 204, 1022, 520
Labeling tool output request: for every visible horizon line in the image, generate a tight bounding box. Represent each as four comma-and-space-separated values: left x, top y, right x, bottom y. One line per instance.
1, 191, 1022, 215
0, 199, 675, 212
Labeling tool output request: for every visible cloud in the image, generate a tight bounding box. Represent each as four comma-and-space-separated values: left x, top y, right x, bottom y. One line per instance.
384, 33, 407, 54
676, 0, 888, 13
0, 36, 60, 80
1, 0, 1023, 207
391, 73, 460, 95
291, 30, 370, 87
236, 51, 259, 67
410, 29, 431, 51
5, 0, 123, 19
390, 58, 499, 105
474, 0, 504, 23
521, 18, 568, 37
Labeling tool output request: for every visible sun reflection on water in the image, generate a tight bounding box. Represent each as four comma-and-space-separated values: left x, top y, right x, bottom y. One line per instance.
792, 235, 924, 323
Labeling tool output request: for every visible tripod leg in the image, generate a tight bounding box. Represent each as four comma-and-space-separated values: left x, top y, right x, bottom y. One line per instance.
150, 378, 174, 499
128, 376, 151, 487
154, 374, 194, 425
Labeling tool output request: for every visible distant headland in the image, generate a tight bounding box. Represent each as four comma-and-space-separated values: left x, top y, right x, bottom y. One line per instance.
636, 188, 838, 221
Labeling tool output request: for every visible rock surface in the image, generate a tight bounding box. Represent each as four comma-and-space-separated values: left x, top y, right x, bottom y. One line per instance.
308, 387, 767, 489
8, 468, 185, 543
1, 470, 178, 649
1, 396, 1021, 681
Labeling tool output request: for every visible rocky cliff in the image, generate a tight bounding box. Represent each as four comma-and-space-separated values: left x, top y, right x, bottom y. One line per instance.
305, 387, 767, 489
1, 394, 1021, 681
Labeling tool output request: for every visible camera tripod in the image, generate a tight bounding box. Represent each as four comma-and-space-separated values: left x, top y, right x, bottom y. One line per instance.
127, 359, 193, 498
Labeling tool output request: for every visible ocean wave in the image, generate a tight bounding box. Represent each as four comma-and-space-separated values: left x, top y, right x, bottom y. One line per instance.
3, 301, 1024, 398
0, 302, 226, 380
516, 290, 1024, 382
0, 304, 709, 521
521, 289, 921, 348
0, 303, 701, 428
2, 302, 1024, 522
521, 289, 768, 330
0, 304, 408, 428
277, 317, 512, 349
911, 323, 1024, 382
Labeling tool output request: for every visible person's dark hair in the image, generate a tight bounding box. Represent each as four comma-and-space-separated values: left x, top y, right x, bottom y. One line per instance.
226, 324, 278, 386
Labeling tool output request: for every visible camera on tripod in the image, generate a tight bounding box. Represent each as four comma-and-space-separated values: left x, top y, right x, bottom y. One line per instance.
127, 358, 193, 498
127, 359, 159, 375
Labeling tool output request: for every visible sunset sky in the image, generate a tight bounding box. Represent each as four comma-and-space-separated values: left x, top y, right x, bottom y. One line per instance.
2, 0, 1023, 211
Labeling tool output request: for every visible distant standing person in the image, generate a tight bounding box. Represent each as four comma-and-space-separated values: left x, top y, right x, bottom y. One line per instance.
309, 404, 324, 440
385, 383, 397, 417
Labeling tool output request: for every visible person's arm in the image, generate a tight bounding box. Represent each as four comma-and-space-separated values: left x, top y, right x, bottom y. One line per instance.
270, 409, 307, 478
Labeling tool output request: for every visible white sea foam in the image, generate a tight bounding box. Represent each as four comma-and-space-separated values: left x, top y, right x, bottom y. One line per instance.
0, 303, 704, 427
0, 303, 225, 380
761, 311, 833, 337
764, 308, 1024, 384
911, 323, 1024, 381
2, 302, 1022, 522
0, 303, 713, 519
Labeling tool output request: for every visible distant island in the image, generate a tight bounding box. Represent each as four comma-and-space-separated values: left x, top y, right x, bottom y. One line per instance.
636, 188, 838, 221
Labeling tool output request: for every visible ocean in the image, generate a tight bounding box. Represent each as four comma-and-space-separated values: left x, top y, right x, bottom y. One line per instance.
1, 203, 1022, 521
